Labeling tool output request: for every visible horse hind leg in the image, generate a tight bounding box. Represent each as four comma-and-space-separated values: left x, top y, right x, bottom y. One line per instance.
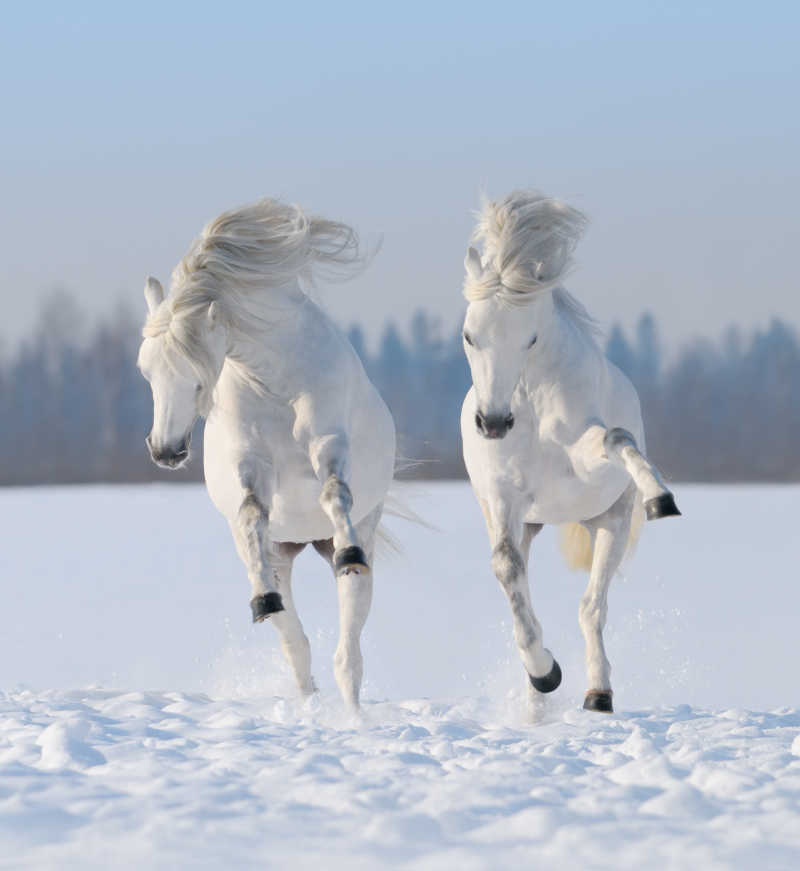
604, 428, 681, 520
268, 542, 315, 697
232, 501, 314, 696
314, 505, 380, 708
579, 484, 636, 714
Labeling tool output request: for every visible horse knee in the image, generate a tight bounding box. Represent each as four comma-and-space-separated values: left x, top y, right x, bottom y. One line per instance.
238, 490, 267, 530
603, 427, 636, 455
491, 537, 524, 588
321, 474, 351, 504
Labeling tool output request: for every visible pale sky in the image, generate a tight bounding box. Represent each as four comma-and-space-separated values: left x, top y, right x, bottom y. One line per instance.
2, 1, 798, 352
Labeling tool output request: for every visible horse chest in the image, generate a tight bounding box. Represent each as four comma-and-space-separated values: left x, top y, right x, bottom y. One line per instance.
465, 401, 624, 524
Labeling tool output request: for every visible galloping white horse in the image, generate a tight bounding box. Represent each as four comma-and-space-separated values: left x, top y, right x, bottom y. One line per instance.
460, 191, 680, 714
137, 199, 395, 708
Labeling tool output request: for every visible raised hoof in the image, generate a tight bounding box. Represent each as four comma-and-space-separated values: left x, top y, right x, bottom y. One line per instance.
250, 592, 284, 623
644, 492, 682, 521
333, 546, 369, 576
529, 657, 562, 694
583, 690, 614, 713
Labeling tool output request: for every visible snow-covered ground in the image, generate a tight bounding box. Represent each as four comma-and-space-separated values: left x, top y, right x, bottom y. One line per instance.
1, 482, 799, 869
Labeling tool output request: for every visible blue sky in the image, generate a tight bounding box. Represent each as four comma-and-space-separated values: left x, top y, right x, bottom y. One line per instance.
2, 1, 798, 349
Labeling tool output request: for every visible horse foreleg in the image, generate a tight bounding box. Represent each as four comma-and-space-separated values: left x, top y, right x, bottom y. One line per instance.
232, 489, 285, 622
269, 542, 315, 697
571, 424, 680, 520
309, 434, 369, 575
603, 428, 681, 520
313, 506, 380, 708
578, 484, 635, 714
482, 500, 562, 695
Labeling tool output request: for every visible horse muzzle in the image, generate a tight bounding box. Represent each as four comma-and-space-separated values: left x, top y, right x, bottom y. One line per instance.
146, 433, 191, 469
475, 410, 515, 440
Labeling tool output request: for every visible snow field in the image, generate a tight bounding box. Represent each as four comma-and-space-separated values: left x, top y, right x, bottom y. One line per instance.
1, 482, 799, 869
2, 691, 799, 870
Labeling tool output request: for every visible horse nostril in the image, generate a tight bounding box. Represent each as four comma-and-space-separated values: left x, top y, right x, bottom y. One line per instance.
476, 412, 513, 439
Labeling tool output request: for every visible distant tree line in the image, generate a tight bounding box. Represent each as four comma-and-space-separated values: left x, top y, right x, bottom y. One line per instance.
604, 314, 800, 482
0, 289, 798, 484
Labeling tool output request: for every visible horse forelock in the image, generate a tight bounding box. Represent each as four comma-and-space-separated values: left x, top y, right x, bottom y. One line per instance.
463, 191, 601, 346
463, 269, 564, 307
463, 190, 588, 307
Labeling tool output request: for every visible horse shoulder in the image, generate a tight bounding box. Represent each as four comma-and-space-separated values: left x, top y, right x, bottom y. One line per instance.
528, 349, 617, 444
287, 313, 386, 451
602, 359, 645, 439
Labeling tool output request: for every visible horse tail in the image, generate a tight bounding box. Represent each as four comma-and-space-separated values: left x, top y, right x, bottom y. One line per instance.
372, 486, 435, 559
558, 492, 646, 572
625, 491, 646, 561
559, 522, 594, 571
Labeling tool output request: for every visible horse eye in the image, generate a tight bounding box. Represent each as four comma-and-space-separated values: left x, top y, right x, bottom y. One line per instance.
528, 334, 538, 349
463, 332, 474, 347
195, 384, 202, 395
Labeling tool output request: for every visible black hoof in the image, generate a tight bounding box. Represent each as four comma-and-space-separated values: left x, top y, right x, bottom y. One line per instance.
583, 690, 614, 713
644, 492, 682, 521
333, 546, 369, 575
250, 592, 284, 623
529, 658, 562, 694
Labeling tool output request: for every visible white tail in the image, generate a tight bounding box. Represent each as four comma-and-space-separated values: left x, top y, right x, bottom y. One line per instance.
559, 493, 645, 572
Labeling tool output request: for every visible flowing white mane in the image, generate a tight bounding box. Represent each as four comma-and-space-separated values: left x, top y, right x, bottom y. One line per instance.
463, 189, 599, 340
172, 197, 365, 299
142, 198, 367, 393
464, 190, 587, 302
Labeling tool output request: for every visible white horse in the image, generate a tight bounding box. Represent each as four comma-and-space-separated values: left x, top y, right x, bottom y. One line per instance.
137, 198, 395, 708
460, 191, 680, 714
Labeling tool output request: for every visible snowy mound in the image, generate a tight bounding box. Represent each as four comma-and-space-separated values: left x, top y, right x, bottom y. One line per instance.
2, 690, 799, 870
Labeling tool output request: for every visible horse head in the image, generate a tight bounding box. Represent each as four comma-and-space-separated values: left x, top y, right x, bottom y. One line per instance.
462, 247, 548, 440
137, 277, 227, 469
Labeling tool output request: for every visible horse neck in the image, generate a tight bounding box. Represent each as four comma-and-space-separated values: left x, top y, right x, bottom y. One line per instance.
222, 280, 314, 395
523, 289, 591, 381
525, 290, 559, 363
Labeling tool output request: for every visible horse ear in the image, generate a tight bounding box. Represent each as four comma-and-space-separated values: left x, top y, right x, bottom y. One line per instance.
464, 247, 483, 281
207, 300, 220, 329
144, 277, 164, 315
